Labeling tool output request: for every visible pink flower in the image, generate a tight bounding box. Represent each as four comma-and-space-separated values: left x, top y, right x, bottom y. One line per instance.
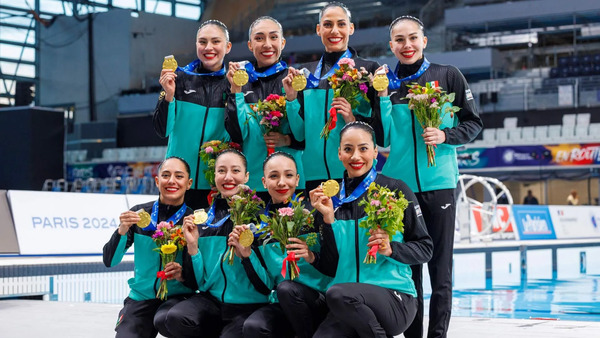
271, 111, 282, 118
342, 74, 352, 81
359, 83, 368, 93
205, 146, 214, 154
278, 207, 294, 217
152, 231, 164, 238
271, 120, 280, 127
157, 221, 169, 230
370, 200, 381, 207
266, 94, 280, 101
338, 58, 355, 68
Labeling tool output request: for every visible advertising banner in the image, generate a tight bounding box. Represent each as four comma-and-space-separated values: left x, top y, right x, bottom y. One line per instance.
458, 143, 600, 170
470, 204, 515, 233
511, 205, 556, 240
548, 205, 600, 239
9, 191, 128, 255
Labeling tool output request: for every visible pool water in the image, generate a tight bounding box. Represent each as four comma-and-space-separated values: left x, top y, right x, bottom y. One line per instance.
446, 276, 600, 321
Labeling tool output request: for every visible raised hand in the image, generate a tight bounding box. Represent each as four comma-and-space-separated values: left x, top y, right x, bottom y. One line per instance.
309, 186, 335, 224
227, 61, 242, 93
118, 210, 140, 235
183, 214, 199, 255
159, 69, 177, 102
282, 66, 300, 102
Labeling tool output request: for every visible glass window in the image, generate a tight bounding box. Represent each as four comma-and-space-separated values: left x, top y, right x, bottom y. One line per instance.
175, 4, 200, 20
0, 45, 35, 62
146, 0, 173, 16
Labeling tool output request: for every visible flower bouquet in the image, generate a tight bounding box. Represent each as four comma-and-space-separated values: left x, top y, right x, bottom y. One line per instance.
199, 140, 242, 204
250, 94, 287, 155
259, 195, 315, 280
321, 58, 370, 139
151, 221, 186, 300
358, 183, 409, 264
403, 81, 461, 167
223, 185, 265, 265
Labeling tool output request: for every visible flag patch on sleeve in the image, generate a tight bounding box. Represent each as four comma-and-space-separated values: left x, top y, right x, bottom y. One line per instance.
465, 89, 474, 101
414, 204, 422, 217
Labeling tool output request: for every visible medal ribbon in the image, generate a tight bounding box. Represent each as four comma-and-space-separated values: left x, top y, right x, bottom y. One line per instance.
332, 166, 377, 209
178, 59, 226, 77
305, 49, 353, 89
245, 61, 288, 83
201, 200, 230, 228
386, 57, 430, 90
146, 201, 188, 231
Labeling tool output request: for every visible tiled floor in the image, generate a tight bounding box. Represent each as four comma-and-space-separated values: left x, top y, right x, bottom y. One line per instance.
0, 299, 598, 338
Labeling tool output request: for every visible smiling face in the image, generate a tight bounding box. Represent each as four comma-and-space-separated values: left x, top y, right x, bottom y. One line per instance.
196, 24, 232, 72
248, 19, 285, 68
338, 127, 378, 178
262, 155, 299, 204
155, 158, 192, 205
214, 152, 249, 198
316, 6, 354, 53
389, 19, 427, 65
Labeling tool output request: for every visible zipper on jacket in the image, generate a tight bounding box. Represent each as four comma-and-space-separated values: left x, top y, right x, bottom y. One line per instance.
354, 203, 360, 283
220, 239, 227, 302
154, 254, 162, 295
411, 112, 423, 193
195, 105, 210, 189
323, 89, 331, 179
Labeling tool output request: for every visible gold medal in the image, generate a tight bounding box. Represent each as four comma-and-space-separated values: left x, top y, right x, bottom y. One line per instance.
372, 74, 389, 92
162, 55, 178, 72
292, 74, 307, 91
194, 209, 208, 225
136, 209, 151, 228
239, 229, 254, 247
322, 180, 340, 197
233, 69, 249, 86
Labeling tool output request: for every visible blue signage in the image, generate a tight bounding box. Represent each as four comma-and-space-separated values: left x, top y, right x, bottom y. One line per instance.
512, 205, 556, 240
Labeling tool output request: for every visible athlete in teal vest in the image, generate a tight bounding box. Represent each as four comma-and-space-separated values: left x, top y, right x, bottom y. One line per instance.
229, 152, 331, 338
103, 157, 194, 338
283, 3, 379, 194
154, 20, 232, 209
309, 122, 432, 337
373, 16, 483, 338
225, 16, 305, 201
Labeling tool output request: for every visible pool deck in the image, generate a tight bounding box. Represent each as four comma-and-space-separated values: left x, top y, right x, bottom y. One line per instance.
0, 299, 598, 338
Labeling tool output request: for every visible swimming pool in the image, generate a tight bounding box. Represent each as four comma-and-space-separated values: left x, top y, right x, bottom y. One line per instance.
448, 276, 600, 321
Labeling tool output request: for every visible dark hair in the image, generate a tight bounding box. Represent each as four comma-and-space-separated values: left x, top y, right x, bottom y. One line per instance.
319, 1, 351, 22
215, 148, 248, 171
248, 16, 283, 40
389, 15, 425, 36
340, 121, 376, 145
262, 151, 298, 172
158, 156, 191, 176
198, 19, 230, 42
